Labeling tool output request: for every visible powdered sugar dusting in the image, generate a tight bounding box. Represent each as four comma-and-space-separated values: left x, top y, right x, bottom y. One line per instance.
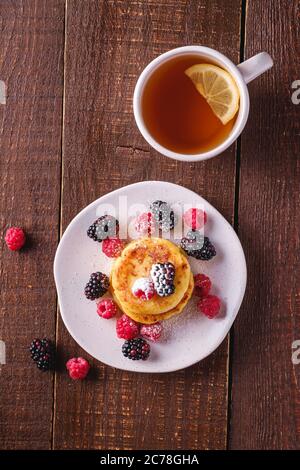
131, 277, 155, 300
140, 322, 163, 342
161, 296, 198, 342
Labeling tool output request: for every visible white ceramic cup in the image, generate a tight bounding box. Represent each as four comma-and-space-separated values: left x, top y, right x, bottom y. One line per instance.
133, 46, 273, 162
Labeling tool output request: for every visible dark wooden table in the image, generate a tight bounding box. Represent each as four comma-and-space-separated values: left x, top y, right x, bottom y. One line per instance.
0, 0, 299, 450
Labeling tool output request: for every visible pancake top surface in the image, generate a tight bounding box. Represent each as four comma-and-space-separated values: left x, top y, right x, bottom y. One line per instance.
111, 237, 191, 315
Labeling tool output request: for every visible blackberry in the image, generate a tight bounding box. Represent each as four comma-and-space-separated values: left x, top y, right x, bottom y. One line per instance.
84, 271, 109, 300
150, 262, 175, 297
150, 200, 177, 232
29, 338, 55, 371
180, 230, 216, 261
87, 215, 119, 242
122, 338, 150, 360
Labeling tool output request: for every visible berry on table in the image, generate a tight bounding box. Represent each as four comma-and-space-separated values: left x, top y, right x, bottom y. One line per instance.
140, 322, 163, 342
183, 208, 207, 230
135, 212, 156, 236
29, 338, 55, 371
97, 298, 118, 319
131, 278, 155, 301
84, 272, 109, 300
102, 237, 124, 258
116, 314, 140, 340
66, 357, 90, 380
198, 295, 221, 319
150, 262, 175, 297
180, 230, 216, 261
5, 227, 26, 251
150, 200, 177, 232
87, 215, 119, 242
194, 273, 212, 298
122, 338, 150, 360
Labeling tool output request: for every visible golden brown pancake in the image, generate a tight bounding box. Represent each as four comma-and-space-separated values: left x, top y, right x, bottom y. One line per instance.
111, 273, 194, 324
111, 237, 191, 316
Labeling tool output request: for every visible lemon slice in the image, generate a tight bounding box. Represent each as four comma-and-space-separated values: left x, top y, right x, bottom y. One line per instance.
185, 64, 240, 125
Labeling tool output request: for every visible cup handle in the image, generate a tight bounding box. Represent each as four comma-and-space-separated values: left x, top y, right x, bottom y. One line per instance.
237, 52, 273, 84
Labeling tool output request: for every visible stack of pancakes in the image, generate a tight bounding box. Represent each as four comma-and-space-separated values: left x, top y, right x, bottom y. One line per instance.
110, 237, 194, 324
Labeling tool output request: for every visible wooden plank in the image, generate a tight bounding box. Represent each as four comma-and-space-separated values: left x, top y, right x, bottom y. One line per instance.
54, 0, 242, 449
0, 1, 65, 449
230, 0, 300, 449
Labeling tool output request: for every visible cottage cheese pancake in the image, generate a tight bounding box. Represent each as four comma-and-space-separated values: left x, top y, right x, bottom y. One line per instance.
111, 272, 194, 324
111, 237, 191, 316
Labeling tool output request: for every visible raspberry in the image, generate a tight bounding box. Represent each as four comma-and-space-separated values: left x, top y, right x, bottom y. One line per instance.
135, 212, 156, 236
29, 338, 55, 371
87, 215, 119, 242
140, 322, 162, 342
181, 230, 216, 261
194, 274, 212, 298
122, 338, 150, 360
116, 314, 140, 340
198, 295, 221, 319
5, 227, 26, 251
84, 272, 109, 300
183, 208, 207, 230
97, 298, 118, 319
131, 278, 155, 301
66, 357, 90, 380
150, 262, 175, 297
102, 237, 124, 258
150, 200, 177, 232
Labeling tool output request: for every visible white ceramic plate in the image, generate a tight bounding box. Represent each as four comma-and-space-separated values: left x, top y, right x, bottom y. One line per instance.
54, 181, 247, 373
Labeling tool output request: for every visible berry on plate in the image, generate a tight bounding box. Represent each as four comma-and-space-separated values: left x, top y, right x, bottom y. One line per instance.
135, 212, 156, 236
150, 262, 175, 297
116, 314, 140, 340
150, 200, 177, 232
140, 322, 162, 342
194, 273, 212, 298
198, 295, 221, 319
29, 338, 54, 371
131, 278, 155, 301
87, 215, 119, 242
66, 357, 90, 380
183, 208, 207, 230
102, 237, 124, 258
5, 227, 26, 251
122, 338, 150, 360
97, 298, 118, 319
84, 272, 109, 300
180, 230, 216, 261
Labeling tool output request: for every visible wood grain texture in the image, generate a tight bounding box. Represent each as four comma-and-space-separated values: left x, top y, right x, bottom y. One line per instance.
229, 0, 300, 449
53, 0, 242, 450
0, 1, 64, 449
